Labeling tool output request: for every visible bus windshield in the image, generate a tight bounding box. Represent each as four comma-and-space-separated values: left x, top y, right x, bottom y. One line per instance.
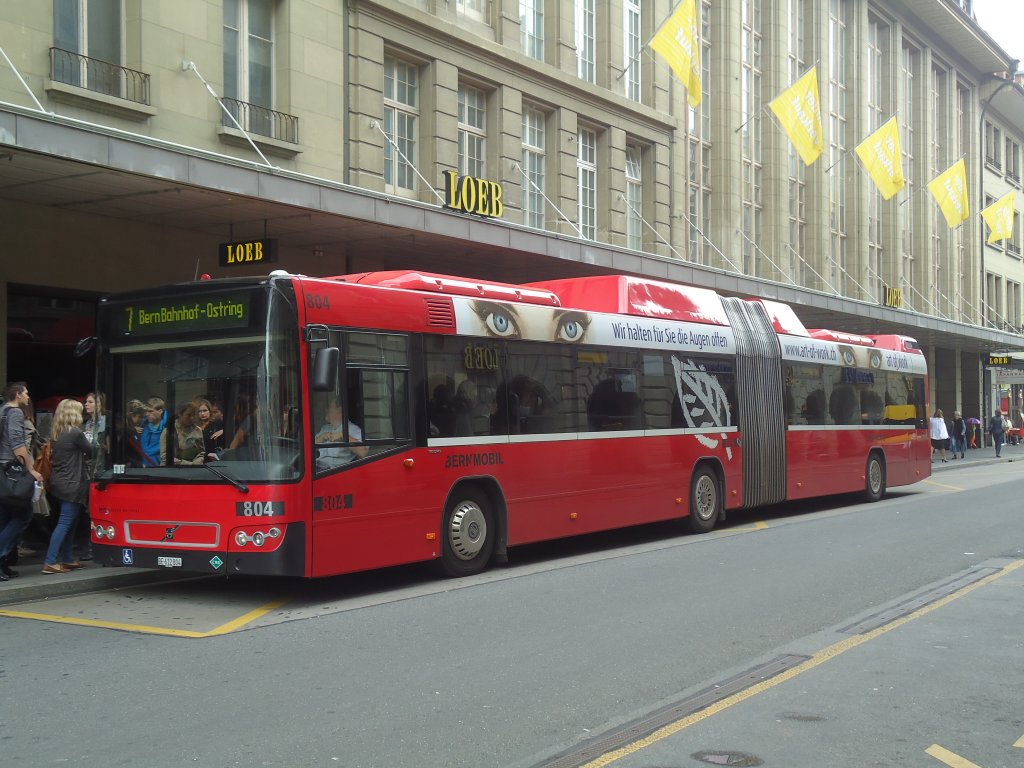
94, 281, 302, 483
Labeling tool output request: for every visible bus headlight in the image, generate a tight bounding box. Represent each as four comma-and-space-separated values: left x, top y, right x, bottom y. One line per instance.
94, 525, 105, 540
252, 531, 266, 547
235, 531, 248, 547
106, 525, 115, 539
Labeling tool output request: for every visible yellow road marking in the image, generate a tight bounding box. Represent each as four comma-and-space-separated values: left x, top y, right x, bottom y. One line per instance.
579, 560, 1024, 768
752, 520, 768, 529
0, 598, 288, 638
1014, 733, 1024, 748
925, 744, 983, 768
923, 478, 966, 491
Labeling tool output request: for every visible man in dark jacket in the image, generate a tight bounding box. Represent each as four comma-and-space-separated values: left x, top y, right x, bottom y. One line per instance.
0, 382, 44, 581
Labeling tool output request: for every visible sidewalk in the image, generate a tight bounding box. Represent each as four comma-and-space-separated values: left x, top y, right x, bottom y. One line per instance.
2, 442, 1019, 605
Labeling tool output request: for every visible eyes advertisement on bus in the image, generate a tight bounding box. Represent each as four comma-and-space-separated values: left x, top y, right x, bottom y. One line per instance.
779, 334, 926, 374
106, 293, 253, 338
452, 296, 737, 355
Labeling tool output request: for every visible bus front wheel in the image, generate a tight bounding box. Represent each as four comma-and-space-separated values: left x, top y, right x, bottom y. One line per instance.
687, 466, 721, 534
439, 492, 495, 577
864, 454, 886, 502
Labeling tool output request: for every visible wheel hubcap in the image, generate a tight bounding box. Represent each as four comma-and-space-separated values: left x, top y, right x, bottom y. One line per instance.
694, 475, 717, 521
448, 501, 487, 561
868, 461, 882, 493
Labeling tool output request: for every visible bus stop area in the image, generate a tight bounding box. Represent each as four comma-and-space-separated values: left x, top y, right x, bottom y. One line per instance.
0, 442, 1016, 608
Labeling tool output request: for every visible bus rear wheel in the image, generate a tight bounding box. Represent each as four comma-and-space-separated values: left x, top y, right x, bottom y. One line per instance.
439, 492, 495, 577
864, 454, 886, 502
687, 466, 721, 534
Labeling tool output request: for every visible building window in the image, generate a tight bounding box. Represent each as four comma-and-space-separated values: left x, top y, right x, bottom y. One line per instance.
520, 0, 544, 61
577, 128, 597, 239
457, 0, 487, 23
828, 0, 847, 293
866, 16, 887, 300
687, 0, 712, 265
384, 57, 419, 194
522, 107, 546, 229
223, 0, 275, 136
931, 64, 954, 317
53, 0, 122, 93
740, 0, 762, 276
624, 0, 641, 102
458, 84, 486, 178
788, 0, 808, 284
576, 0, 595, 83
1006, 138, 1021, 185
1011, 209, 1024, 259
985, 122, 1002, 169
625, 145, 642, 250
901, 42, 919, 303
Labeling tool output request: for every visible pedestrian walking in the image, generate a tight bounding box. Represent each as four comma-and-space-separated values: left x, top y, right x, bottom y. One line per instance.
930, 408, 950, 462
988, 408, 1006, 458
42, 399, 96, 574
949, 411, 967, 459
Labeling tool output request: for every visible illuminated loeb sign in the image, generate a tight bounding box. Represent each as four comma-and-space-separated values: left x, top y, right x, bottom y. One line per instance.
218, 238, 278, 267
114, 293, 252, 337
442, 170, 504, 218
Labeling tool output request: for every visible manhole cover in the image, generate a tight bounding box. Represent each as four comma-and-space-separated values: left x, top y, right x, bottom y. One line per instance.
692, 750, 763, 766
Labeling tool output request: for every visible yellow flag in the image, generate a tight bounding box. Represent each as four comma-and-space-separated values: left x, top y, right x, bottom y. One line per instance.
650, 0, 701, 108
768, 67, 824, 165
927, 158, 969, 228
981, 191, 1016, 244
855, 117, 905, 200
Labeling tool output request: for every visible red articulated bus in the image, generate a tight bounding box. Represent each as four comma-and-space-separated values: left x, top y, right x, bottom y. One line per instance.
87, 270, 930, 577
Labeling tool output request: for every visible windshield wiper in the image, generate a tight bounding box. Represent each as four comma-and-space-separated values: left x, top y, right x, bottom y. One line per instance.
202, 462, 249, 493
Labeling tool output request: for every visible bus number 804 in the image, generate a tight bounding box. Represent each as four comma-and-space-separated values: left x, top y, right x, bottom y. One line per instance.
236, 501, 284, 517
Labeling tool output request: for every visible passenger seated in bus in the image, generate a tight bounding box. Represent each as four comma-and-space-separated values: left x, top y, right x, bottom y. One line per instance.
193, 397, 224, 457
860, 390, 884, 425
124, 399, 152, 468
141, 397, 168, 465
803, 390, 827, 425
491, 382, 519, 435
452, 380, 478, 437
428, 384, 456, 437
227, 395, 256, 452
828, 385, 858, 425
172, 403, 205, 465
587, 379, 641, 431
315, 396, 368, 469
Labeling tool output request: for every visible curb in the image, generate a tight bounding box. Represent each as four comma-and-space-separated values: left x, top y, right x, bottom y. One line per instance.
0, 565, 185, 606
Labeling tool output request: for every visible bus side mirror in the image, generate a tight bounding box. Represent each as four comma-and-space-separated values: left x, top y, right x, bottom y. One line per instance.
74, 336, 97, 358
311, 347, 339, 391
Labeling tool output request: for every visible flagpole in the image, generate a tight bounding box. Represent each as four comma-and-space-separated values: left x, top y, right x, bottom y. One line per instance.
833, 111, 897, 173
618, 6, 680, 85
754, 60, 821, 136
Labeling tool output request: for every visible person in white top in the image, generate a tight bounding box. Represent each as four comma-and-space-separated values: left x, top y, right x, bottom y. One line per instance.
929, 408, 950, 463
314, 397, 368, 470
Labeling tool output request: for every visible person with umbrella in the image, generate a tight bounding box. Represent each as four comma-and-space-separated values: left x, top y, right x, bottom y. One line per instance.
966, 416, 981, 448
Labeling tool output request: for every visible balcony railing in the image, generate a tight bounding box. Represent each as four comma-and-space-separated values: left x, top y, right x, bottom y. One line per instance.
221, 97, 299, 144
50, 47, 150, 105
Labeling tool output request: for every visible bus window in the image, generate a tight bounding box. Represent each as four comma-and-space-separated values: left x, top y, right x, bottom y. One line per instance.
504, 341, 578, 434
423, 335, 501, 438
311, 330, 410, 474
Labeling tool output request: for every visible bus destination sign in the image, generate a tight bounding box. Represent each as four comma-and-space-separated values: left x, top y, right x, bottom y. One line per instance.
115, 293, 252, 337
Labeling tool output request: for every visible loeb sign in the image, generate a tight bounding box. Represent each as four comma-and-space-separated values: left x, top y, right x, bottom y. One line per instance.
218, 238, 279, 267
442, 170, 503, 218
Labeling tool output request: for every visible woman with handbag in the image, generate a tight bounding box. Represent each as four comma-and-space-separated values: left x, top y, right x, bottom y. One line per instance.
0, 382, 43, 582
41, 399, 96, 574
